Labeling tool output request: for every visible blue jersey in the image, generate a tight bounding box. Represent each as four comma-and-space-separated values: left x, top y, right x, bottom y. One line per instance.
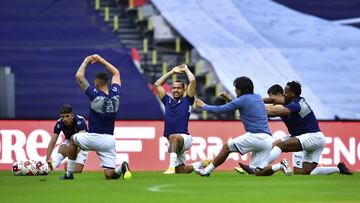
203, 94, 271, 135
53, 115, 87, 140
85, 84, 121, 135
281, 97, 321, 137
161, 95, 194, 137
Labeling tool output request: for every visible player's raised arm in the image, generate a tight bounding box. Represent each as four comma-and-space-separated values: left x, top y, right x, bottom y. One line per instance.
92, 54, 121, 86
180, 64, 196, 97
45, 133, 60, 162
75, 56, 92, 91
154, 65, 182, 100
263, 97, 285, 105
266, 105, 290, 117
196, 98, 238, 113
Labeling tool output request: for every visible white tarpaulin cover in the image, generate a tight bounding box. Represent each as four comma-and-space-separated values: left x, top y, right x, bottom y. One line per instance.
151, 0, 360, 119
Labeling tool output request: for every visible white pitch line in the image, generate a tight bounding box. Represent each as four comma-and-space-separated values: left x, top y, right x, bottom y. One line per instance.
147, 184, 174, 192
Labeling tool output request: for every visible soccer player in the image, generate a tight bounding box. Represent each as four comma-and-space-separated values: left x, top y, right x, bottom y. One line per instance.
46, 104, 88, 173
261, 81, 353, 175
60, 54, 131, 180
195, 77, 290, 176
236, 84, 304, 175
154, 64, 209, 174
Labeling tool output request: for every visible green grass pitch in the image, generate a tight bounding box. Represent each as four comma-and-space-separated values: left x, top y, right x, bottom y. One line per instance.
0, 171, 359, 203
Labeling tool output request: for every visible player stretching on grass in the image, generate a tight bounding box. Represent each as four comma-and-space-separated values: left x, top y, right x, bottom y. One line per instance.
236, 84, 304, 175
60, 54, 131, 180
46, 104, 88, 173
195, 77, 290, 176
261, 81, 352, 175
154, 64, 210, 174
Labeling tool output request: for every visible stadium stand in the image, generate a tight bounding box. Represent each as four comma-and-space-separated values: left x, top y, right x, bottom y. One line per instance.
0, 0, 163, 119
92, 0, 228, 119
88, 0, 360, 119
146, 0, 360, 119
274, 0, 360, 28
151, 0, 335, 119
2, 0, 360, 120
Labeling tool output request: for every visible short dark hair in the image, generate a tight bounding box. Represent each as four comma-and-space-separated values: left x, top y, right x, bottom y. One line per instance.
267, 84, 283, 95
286, 81, 302, 97
95, 72, 109, 84
60, 104, 73, 114
233, 77, 254, 95
173, 80, 185, 89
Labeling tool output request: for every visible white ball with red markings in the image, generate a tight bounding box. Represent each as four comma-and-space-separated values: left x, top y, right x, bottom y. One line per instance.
35, 161, 51, 175
12, 161, 23, 176
21, 160, 37, 176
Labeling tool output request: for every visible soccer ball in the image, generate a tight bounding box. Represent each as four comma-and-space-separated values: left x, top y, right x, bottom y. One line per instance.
12, 161, 23, 176
21, 160, 38, 176
35, 161, 51, 175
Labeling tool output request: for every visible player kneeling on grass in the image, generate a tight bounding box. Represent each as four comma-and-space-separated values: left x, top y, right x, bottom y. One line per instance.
60, 54, 131, 180
195, 77, 290, 176
46, 104, 88, 173
154, 64, 210, 174
235, 84, 304, 175
260, 81, 353, 176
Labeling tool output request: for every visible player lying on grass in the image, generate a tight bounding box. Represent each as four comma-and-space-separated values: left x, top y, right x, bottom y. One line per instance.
60, 54, 131, 180
46, 104, 88, 173
259, 81, 352, 175
154, 64, 210, 174
195, 77, 290, 176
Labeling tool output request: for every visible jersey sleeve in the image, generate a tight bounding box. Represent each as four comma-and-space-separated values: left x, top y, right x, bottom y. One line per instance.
85, 85, 97, 101
53, 121, 62, 135
110, 84, 121, 96
285, 101, 301, 113
76, 117, 88, 132
186, 95, 195, 105
203, 98, 241, 113
161, 94, 170, 105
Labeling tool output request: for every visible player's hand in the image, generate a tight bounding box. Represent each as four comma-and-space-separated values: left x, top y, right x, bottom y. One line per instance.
84, 55, 94, 64
46, 160, 54, 171
84, 55, 96, 64
91, 54, 104, 63
171, 65, 184, 74
220, 92, 231, 103
179, 64, 188, 72
195, 98, 206, 108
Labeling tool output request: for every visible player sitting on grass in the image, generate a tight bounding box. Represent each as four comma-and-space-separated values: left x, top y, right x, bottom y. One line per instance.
195, 77, 290, 176
154, 64, 210, 174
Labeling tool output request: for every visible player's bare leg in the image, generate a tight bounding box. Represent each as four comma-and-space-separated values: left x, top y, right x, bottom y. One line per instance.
300, 162, 318, 174
52, 144, 68, 168
256, 158, 292, 176
63, 162, 84, 173
175, 165, 193, 173
99, 161, 132, 180
268, 137, 303, 164
235, 162, 255, 175
199, 144, 231, 176
60, 137, 78, 180
74, 163, 84, 173
164, 134, 184, 174
104, 168, 121, 179
293, 167, 303, 174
